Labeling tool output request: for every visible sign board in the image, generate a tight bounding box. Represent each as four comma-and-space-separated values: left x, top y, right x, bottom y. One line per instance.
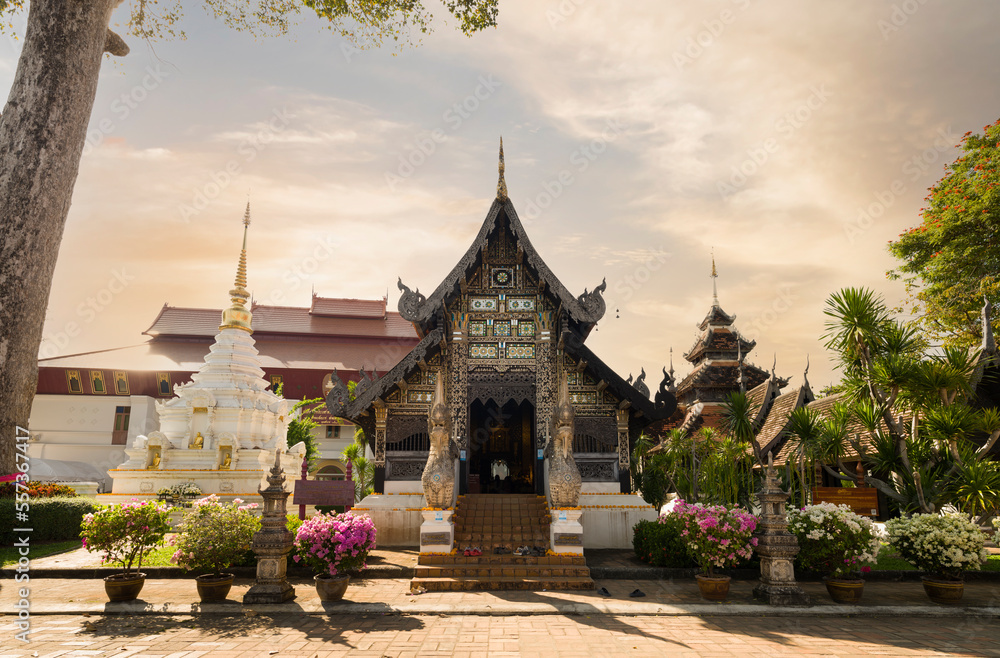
421, 532, 451, 545
558, 511, 568, 522
434, 511, 443, 522
294, 479, 355, 510
553, 533, 583, 546
811, 487, 879, 517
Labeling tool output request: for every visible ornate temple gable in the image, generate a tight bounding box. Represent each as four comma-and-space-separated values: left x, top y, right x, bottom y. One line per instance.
325, 327, 446, 421
560, 330, 676, 424
396, 198, 607, 337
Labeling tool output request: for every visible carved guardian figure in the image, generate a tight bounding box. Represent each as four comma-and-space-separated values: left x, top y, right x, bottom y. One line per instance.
546, 374, 582, 508
421, 375, 456, 509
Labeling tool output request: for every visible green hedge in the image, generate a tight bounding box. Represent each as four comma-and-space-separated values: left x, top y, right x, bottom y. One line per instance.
0, 497, 98, 545
632, 515, 694, 568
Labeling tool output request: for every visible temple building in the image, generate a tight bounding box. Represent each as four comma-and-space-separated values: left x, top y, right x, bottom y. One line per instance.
326, 143, 676, 547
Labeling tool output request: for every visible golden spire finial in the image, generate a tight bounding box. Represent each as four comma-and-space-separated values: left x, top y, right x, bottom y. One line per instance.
220, 204, 253, 333
711, 249, 719, 306
497, 137, 508, 201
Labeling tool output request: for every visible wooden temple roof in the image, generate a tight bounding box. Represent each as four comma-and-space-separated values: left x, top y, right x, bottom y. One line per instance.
396, 198, 608, 336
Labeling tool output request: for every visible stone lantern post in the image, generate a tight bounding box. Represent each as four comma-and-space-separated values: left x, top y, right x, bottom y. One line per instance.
752, 455, 810, 606
244, 451, 296, 604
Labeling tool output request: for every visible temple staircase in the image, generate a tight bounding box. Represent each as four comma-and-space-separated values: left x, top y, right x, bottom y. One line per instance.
410, 494, 594, 592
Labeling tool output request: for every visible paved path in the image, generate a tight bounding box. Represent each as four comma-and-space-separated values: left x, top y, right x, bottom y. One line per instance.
7, 577, 1000, 617
3, 612, 999, 656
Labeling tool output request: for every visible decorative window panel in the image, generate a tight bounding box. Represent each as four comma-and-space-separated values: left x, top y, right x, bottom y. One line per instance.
567, 372, 581, 385
570, 391, 597, 405
470, 296, 498, 312
470, 343, 499, 359
494, 322, 511, 337
407, 390, 434, 403
426, 371, 438, 385
506, 343, 535, 359
507, 297, 535, 312
469, 321, 487, 337
491, 267, 515, 288
517, 321, 536, 337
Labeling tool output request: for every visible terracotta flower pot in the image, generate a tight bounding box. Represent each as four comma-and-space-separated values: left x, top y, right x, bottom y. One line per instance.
823, 577, 865, 604
104, 572, 146, 602
196, 573, 235, 602
921, 576, 964, 605
695, 574, 731, 601
315, 574, 350, 602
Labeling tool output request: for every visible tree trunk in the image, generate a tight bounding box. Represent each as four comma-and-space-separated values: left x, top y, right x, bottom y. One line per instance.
0, 0, 120, 474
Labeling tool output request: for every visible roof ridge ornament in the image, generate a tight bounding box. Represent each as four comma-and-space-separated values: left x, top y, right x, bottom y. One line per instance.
397, 277, 426, 323
220, 202, 254, 333
577, 278, 607, 323
803, 354, 811, 390
497, 136, 508, 201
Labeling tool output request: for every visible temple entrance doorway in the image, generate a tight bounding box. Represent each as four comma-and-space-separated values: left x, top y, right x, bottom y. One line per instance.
468, 398, 535, 494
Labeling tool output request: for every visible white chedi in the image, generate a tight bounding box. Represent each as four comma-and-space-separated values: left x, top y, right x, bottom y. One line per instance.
107, 206, 304, 501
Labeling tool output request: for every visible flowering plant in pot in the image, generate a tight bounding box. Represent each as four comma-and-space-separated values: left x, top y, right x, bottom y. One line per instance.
293, 512, 377, 602
885, 512, 988, 604
672, 499, 758, 601
80, 499, 171, 602
171, 495, 260, 602
787, 503, 879, 603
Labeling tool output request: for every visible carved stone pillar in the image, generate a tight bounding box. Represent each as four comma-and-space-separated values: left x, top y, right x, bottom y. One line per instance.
616, 409, 629, 469
752, 460, 810, 606
244, 452, 296, 604
373, 405, 387, 467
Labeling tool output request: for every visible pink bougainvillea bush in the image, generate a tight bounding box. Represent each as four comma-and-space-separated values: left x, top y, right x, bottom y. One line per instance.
79, 499, 171, 576
293, 512, 377, 576
171, 495, 260, 577
672, 499, 758, 577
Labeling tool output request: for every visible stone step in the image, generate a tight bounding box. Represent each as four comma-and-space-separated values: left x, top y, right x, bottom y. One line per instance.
418, 554, 587, 566
414, 565, 592, 578
410, 576, 595, 592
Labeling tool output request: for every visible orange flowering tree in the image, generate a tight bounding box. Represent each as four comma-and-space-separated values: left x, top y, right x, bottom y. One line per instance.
888, 119, 1000, 348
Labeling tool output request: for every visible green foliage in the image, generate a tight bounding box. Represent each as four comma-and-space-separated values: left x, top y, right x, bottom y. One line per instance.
631, 516, 693, 568
948, 458, 1000, 518
67, 0, 500, 45
342, 426, 374, 502
0, 497, 97, 544
637, 454, 671, 511
286, 398, 323, 471
889, 119, 1000, 348
170, 495, 261, 576
79, 500, 171, 575
817, 286, 1000, 514
0, 481, 78, 498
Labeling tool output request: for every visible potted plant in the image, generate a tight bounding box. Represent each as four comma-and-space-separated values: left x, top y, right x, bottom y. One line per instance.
171, 495, 260, 602
886, 512, 989, 604
80, 499, 171, 602
292, 511, 377, 602
672, 499, 758, 601
787, 503, 880, 603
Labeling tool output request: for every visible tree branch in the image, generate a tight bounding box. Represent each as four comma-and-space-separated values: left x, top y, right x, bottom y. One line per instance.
104, 28, 129, 56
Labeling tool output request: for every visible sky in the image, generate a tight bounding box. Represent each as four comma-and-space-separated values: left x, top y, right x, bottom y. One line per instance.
3, 1, 1000, 393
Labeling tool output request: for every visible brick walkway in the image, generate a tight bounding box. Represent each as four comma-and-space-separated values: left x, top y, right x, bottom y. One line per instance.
3, 612, 999, 656
10, 576, 1000, 614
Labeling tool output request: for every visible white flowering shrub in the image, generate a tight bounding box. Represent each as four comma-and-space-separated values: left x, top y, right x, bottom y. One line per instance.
787, 503, 880, 578
885, 513, 988, 580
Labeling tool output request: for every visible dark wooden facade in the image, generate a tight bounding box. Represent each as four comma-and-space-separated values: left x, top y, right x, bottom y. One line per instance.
326, 189, 676, 495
